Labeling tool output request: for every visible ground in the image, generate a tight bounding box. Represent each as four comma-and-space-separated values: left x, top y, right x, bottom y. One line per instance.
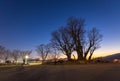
0, 63, 120, 81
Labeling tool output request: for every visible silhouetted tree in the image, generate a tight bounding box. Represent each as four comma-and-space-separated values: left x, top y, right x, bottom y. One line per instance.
51, 27, 74, 61
51, 17, 103, 61
67, 17, 103, 61
67, 17, 85, 60
87, 28, 102, 61
0, 46, 11, 62
36, 44, 51, 62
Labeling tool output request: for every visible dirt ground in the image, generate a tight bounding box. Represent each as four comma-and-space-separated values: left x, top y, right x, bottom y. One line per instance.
0, 63, 120, 81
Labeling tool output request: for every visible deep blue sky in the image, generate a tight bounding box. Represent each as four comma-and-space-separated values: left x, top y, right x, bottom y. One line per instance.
0, 0, 120, 57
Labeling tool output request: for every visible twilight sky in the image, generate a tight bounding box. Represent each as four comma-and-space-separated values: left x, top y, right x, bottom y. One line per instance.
0, 0, 120, 57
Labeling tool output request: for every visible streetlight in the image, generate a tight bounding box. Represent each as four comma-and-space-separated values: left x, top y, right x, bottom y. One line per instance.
25, 55, 29, 64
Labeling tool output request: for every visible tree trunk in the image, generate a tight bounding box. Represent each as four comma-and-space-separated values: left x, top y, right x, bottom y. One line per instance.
78, 54, 84, 60
84, 54, 87, 60
23, 59, 25, 64
88, 54, 92, 61
77, 50, 84, 60
89, 47, 96, 62
67, 54, 71, 61
84, 46, 92, 60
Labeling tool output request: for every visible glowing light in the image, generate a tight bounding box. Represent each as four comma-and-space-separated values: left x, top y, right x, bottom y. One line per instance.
25, 55, 29, 59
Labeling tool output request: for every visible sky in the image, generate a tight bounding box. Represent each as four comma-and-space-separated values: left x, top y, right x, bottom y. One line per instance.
0, 0, 120, 57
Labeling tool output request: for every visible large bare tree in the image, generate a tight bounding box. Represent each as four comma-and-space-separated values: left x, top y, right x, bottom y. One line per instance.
67, 17, 103, 61
51, 27, 74, 61
51, 17, 103, 61
67, 17, 85, 60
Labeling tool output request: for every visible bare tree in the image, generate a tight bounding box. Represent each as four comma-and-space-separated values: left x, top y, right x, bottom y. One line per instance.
3, 49, 11, 62
0, 45, 5, 59
87, 28, 102, 61
36, 44, 51, 62
48, 45, 61, 60
0, 46, 11, 62
51, 27, 74, 61
12, 50, 20, 63
67, 17, 85, 60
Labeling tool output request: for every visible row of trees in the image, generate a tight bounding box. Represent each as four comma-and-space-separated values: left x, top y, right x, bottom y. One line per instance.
0, 45, 31, 63
36, 17, 102, 61
0, 44, 61, 63
0, 17, 102, 63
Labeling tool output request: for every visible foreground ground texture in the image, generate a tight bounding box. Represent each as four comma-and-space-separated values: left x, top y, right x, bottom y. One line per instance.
0, 64, 120, 81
